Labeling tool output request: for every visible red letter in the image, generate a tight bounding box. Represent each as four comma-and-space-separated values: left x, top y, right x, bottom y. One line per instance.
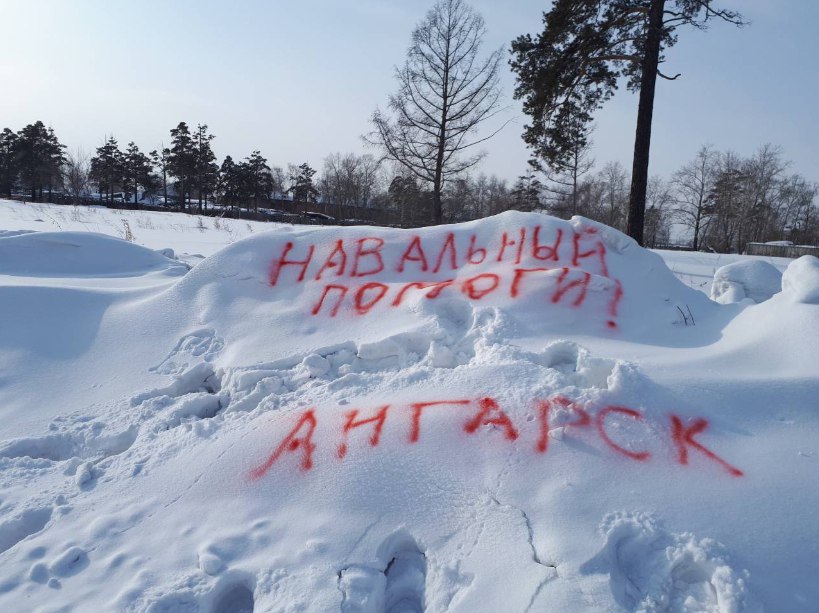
391, 280, 454, 306
607, 279, 623, 329
409, 399, 471, 443
536, 396, 591, 453
463, 397, 518, 441
671, 415, 743, 477
467, 234, 487, 264
510, 267, 552, 298
596, 406, 651, 461
311, 284, 348, 316
354, 282, 389, 314
352, 237, 384, 277
315, 239, 347, 280
551, 268, 591, 307
496, 228, 526, 264
397, 236, 428, 273
532, 226, 562, 262
269, 241, 315, 286
462, 273, 500, 300
433, 232, 458, 273
248, 409, 317, 479
572, 230, 608, 277
337, 405, 389, 459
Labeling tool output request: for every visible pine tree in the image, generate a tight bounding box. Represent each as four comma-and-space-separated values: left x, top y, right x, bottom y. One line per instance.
15, 121, 62, 202
90, 137, 123, 204
243, 151, 273, 211
193, 124, 218, 213
44, 127, 66, 201
511, 170, 542, 212
217, 155, 242, 210
289, 162, 319, 204
122, 142, 156, 206
168, 122, 196, 210
510, 0, 744, 245
0, 128, 18, 198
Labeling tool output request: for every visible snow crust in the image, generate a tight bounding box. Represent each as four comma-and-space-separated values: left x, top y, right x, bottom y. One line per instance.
0, 204, 817, 612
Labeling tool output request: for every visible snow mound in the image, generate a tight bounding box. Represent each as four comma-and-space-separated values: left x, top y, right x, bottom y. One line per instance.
0, 231, 187, 278
781, 255, 819, 304
164, 211, 716, 367
710, 260, 782, 304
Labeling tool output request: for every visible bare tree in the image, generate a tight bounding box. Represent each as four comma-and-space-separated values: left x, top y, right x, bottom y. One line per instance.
644, 176, 673, 247
599, 161, 629, 230
271, 166, 287, 200
320, 153, 382, 217
672, 145, 717, 250
367, 0, 504, 224
63, 148, 90, 204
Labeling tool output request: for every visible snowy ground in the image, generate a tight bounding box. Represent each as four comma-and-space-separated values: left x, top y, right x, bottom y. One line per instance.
0, 199, 793, 296
0, 199, 818, 612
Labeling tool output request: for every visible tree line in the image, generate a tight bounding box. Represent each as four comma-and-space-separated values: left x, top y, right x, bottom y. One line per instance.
1, 118, 816, 250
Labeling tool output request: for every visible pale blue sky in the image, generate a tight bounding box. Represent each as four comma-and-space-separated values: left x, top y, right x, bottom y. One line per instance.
1, 0, 816, 183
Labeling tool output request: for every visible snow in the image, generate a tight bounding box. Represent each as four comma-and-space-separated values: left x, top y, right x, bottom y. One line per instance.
781, 255, 819, 304
0, 199, 818, 611
710, 259, 783, 304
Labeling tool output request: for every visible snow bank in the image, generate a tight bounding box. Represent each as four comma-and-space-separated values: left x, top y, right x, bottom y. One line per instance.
0, 211, 817, 611
781, 255, 819, 304
0, 231, 188, 278
163, 211, 717, 368
710, 259, 782, 304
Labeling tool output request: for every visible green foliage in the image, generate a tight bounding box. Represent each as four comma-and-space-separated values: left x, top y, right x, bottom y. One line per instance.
510, 1, 742, 171
289, 162, 319, 203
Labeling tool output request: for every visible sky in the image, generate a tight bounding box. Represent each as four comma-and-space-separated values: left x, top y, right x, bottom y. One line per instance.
0, 0, 816, 185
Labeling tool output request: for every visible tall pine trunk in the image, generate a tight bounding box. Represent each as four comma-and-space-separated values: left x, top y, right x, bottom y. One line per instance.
627, 0, 665, 246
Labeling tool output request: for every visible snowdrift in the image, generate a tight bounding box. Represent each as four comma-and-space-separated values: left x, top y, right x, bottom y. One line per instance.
0, 212, 817, 612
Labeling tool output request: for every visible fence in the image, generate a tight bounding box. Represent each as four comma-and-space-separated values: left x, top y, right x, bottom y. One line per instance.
745, 243, 819, 258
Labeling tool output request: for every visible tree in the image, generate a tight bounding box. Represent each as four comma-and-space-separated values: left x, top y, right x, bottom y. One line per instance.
89, 136, 123, 204
44, 127, 66, 201
271, 166, 287, 200
218, 155, 246, 210
644, 176, 673, 247
510, 0, 744, 245
289, 162, 319, 203
15, 121, 65, 202
0, 128, 18, 198
368, 0, 504, 225
388, 173, 429, 226
703, 151, 745, 252
672, 145, 717, 250
122, 142, 156, 206
243, 151, 273, 211
599, 161, 629, 230
63, 148, 91, 204
168, 122, 196, 210
540, 122, 595, 218
150, 147, 171, 206
193, 124, 218, 213
511, 169, 543, 212
319, 153, 381, 217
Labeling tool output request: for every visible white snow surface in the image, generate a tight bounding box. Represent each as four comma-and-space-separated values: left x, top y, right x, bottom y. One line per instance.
710, 260, 783, 305
0, 201, 818, 612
